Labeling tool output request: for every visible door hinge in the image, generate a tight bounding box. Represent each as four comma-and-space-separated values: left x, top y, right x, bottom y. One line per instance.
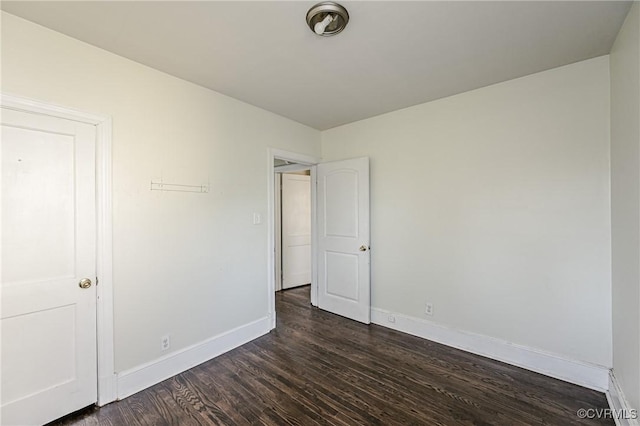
96, 276, 99, 286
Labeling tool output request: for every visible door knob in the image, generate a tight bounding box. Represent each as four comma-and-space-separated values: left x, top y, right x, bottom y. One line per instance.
359, 245, 368, 252
79, 278, 92, 289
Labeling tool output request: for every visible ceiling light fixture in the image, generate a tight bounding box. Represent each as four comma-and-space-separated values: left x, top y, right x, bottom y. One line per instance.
306, 2, 349, 37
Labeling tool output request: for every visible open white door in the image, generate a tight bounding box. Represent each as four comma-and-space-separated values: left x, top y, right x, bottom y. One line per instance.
282, 173, 312, 289
1, 108, 98, 425
317, 157, 370, 324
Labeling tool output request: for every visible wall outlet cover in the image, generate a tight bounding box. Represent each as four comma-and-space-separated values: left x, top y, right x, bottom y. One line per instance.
425, 303, 434, 316
161, 335, 170, 351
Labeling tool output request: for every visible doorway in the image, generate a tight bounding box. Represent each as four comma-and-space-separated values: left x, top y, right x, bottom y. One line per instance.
267, 149, 372, 329
267, 149, 319, 329
275, 165, 312, 292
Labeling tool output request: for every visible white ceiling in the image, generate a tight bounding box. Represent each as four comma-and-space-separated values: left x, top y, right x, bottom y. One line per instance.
1, 1, 632, 130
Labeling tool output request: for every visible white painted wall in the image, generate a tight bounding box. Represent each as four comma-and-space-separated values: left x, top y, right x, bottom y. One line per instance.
1, 8, 619, 397
322, 57, 612, 368
611, 2, 640, 411
0, 12, 321, 372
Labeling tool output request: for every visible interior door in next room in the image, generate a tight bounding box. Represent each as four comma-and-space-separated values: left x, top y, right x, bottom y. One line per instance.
281, 173, 312, 289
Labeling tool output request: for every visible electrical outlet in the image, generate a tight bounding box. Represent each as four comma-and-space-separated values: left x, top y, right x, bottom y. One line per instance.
387, 314, 396, 323
161, 335, 170, 351
425, 303, 434, 316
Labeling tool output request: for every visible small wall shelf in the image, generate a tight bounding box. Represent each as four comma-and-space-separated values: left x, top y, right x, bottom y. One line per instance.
150, 181, 209, 193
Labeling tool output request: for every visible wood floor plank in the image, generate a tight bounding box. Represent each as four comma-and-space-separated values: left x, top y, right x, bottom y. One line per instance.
48, 285, 613, 426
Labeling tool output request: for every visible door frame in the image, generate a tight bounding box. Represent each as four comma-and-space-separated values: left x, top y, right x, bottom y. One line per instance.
267, 148, 320, 329
1, 94, 116, 406
274, 173, 282, 292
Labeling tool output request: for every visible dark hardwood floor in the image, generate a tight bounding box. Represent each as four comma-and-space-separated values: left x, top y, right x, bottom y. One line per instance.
51, 286, 612, 425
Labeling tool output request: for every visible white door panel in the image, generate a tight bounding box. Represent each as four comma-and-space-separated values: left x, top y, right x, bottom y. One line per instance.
282, 174, 311, 289
325, 251, 359, 300
324, 170, 358, 238
1, 108, 97, 426
317, 157, 370, 323
2, 126, 76, 283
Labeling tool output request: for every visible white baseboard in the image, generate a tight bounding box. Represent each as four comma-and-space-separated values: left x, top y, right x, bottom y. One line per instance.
117, 316, 271, 399
607, 371, 640, 426
97, 373, 118, 406
371, 308, 610, 391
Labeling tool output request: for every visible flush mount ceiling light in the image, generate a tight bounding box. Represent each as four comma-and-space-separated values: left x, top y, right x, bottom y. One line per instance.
306, 2, 349, 37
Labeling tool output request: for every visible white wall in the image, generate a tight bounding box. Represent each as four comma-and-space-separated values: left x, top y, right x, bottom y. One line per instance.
611, 2, 640, 411
1, 8, 618, 396
0, 12, 321, 372
322, 57, 612, 367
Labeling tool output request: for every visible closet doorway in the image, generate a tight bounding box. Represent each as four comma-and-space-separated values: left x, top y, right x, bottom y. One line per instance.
274, 160, 312, 292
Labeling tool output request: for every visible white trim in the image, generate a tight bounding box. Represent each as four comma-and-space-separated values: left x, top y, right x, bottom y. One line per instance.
116, 316, 271, 400
95, 117, 116, 405
371, 307, 610, 391
267, 148, 321, 329
607, 371, 640, 426
309, 165, 318, 307
274, 163, 312, 173
1, 94, 107, 124
274, 173, 282, 292
1, 93, 116, 405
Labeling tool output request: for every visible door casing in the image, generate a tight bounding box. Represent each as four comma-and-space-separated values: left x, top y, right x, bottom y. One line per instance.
1, 93, 116, 406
